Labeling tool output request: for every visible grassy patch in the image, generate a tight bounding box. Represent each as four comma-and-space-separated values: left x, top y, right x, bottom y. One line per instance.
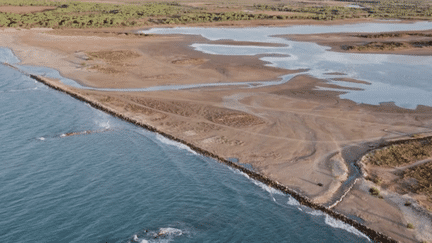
366, 139, 432, 167
0, 0, 187, 28
369, 187, 380, 196
407, 223, 415, 229
404, 161, 432, 200
253, 0, 432, 20
1, 0, 431, 29
343, 41, 408, 51
159, 12, 288, 24
87, 50, 141, 63
356, 32, 432, 38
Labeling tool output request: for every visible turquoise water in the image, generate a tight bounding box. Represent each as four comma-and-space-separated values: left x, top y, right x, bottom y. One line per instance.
0, 63, 370, 242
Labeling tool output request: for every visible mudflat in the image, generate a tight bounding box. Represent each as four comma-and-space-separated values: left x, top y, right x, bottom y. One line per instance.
2, 25, 432, 242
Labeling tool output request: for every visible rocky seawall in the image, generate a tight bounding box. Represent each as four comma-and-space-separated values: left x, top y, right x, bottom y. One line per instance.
27, 73, 397, 243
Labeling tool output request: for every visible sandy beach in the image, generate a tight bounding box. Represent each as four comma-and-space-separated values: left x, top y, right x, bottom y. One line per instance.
2, 24, 432, 242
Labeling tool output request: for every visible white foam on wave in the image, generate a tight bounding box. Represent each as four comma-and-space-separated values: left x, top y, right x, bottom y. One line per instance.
306, 210, 324, 216
37, 137, 45, 141
93, 114, 111, 129
251, 180, 285, 196
158, 227, 183, 236
156, 134, 197, 155
130, 227, 187, 243
324, 215, 370, 241
287, 196, 300, 206
228, 167, 250, 178
228, 167, 284, 196
97, 120, 111, 129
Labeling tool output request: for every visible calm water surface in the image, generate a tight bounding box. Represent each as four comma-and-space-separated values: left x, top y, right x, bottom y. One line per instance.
0, 63, 370, 242
3, 22, 432, 109
142, 22, 432, 109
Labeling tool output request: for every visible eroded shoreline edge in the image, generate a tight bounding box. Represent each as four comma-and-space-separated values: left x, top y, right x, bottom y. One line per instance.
21, 69, 397, 243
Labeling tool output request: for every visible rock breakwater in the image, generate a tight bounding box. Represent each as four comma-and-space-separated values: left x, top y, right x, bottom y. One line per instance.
26, 72, 397, 243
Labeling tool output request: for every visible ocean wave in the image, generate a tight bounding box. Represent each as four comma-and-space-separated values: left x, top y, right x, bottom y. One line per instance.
228, 167, 284, 196
306, 209, 324, 216
287, 197, 300, 206
129, 227, 188, 243
251, 179, 285, 196
324, 215, 370, 241
156, 134, 197, 155
96, 120, 111, 129
37, 137, 45, 141
228, 167, 250, 178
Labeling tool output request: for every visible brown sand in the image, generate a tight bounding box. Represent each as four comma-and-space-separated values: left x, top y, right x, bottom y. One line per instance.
2, 27, 432, 242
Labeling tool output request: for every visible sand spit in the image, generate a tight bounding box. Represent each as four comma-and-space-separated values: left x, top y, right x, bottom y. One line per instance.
2, 27, 432, 242
28, 73, 396, 243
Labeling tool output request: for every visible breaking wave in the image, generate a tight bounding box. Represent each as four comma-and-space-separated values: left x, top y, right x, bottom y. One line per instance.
228, 167, 284, 196
156, 134, 197, 155
128, 227, 188, 243
324, 215, 370, 241
287, 197, 300, 206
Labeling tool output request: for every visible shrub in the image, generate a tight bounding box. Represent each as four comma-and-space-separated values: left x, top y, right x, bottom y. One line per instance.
369, 187, 380, 196
407, 223, 415, 229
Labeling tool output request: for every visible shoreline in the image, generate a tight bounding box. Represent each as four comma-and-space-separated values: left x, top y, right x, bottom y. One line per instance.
22, 70, 395, 243
2, 22, 432, 242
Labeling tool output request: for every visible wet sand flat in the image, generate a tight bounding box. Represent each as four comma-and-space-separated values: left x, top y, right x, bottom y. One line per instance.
2, 26, 432, 242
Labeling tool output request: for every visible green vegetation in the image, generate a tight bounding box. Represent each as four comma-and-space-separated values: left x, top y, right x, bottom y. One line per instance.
343, 41, 407, 51
253, 0, 432, 20
369, 187, 380, 196
1, 0, 431, 29
160, 12, 287, 24
253, 3, 367, 20
0, 0, 187, 28
366, 139, 432, 167
356, 32, 432, 38
404, 162, 432, 201
407, 223, 415, 229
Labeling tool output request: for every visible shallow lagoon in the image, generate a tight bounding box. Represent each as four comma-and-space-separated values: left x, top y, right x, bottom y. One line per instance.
143, 22, 432, 109
2, 22, 432, 109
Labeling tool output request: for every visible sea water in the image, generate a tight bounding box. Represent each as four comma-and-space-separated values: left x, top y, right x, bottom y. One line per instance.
0, 60, 371, 242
